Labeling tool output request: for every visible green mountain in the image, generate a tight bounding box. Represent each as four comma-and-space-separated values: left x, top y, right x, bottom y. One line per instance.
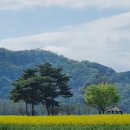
0, 48, 130, 112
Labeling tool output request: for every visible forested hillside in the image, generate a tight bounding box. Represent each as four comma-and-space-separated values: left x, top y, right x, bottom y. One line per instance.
0, 48, 130, 112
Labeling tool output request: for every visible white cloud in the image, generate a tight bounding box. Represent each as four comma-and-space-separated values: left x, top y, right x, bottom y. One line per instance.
0, 0, 130, 10
0, 12, 130, 72
43, 46, 69, 54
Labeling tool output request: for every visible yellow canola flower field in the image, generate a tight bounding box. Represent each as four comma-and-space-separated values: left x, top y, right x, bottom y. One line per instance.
0, 115, 130, 126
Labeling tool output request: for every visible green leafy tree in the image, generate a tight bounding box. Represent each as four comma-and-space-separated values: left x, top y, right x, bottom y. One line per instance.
84, 84, 119, 114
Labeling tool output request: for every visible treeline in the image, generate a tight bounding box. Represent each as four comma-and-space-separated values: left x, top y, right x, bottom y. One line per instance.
0, 100, 97, 115
9, 62, 122, 116
10, 62, 72, 115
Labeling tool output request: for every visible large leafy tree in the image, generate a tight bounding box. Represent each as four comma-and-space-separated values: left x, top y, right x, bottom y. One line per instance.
10, 62, 73, 115
38, 62, 73, 115
84, 84, 119, 114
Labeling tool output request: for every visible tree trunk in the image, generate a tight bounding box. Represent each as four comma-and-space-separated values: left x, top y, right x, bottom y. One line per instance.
51, 104, 54, 115
44, 99, 51, 115
51, 98, 54, 115
98, 108, 102, 114
102, 109, 105, 114
99, 110, 102, 114
31, 102, 35, 116
25, 102, 29, 115
45, 104, 50, 115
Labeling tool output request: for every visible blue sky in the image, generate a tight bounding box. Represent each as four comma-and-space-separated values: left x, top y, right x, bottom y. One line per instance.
0, 7, 126, 39
0, 0, 130, 72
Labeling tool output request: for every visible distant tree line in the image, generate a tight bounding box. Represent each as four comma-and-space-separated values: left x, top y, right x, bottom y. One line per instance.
0, 100, 96, 115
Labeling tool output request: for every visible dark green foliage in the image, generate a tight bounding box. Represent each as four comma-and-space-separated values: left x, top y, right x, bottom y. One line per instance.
10, 62, 73, 115
10, 68, 38, 115
38, 62, 73, 115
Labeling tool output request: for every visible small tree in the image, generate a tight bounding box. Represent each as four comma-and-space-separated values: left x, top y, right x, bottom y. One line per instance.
84, 84, 119, 114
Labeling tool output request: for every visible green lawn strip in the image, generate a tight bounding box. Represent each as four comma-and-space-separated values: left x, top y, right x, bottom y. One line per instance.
0, 125, 130, 130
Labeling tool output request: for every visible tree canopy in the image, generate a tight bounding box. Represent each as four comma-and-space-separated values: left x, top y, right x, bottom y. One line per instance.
10, 62, 73, 115
84, 84, 119, 114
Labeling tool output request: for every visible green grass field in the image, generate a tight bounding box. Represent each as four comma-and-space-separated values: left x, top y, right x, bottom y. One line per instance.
0, 125, 130, 130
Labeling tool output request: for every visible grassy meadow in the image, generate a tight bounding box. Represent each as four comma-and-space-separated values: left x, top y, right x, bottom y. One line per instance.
1, 125, 130, 130
0, 115, 130, 130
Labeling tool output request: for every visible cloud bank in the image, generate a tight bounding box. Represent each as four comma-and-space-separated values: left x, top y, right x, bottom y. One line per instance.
0, 0, 130, 10
0, 12, 130, 71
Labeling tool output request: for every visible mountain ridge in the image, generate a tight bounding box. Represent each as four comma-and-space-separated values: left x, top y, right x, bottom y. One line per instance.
0, 48, 130, 112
